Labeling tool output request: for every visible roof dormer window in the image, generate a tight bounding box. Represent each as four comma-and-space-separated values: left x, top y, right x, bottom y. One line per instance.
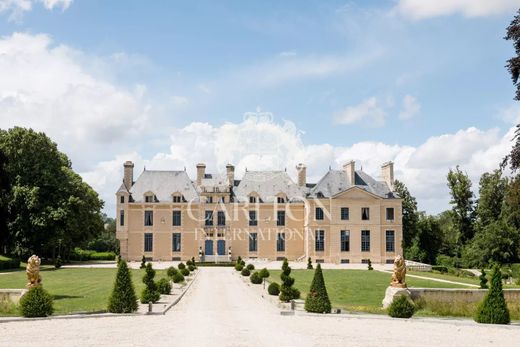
144, 193, 156, 203
172, 194, 185, 203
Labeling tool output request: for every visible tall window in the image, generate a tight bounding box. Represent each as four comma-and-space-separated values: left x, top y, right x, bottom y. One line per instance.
386, 230, 395, 252
217, 211, 226, 226
361, 207, 370, 221
249, 210, 258, 226
249, 233, 258, 252
340, 230, 350, 252
249, 196, 257, 203
386, 208, 395, 221
315, 207, 324, 220
276, 233, 285, 252
172, 233, 181, 252
277, 211, 285, 226
144, 233, 153, 252
172, 211, 181, 226
315, 230, 325, 251
205, 211, 213, 226
340, 207, 349, 220
144, 210, 153, 226
361, 230, 370, 252
120, 196, 125, 204
119, 210, 124, 226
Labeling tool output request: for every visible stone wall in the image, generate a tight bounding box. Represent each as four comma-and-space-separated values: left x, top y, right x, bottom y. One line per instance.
0, 289, 26, 304
409, 288, 520, 304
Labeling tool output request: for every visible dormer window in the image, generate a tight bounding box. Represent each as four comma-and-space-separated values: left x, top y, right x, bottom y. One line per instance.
277, 196, 286, 204
145, 195, 155, 203
120, 196, 125, 204
249, 196, 257, 203
172, 194, 185, 203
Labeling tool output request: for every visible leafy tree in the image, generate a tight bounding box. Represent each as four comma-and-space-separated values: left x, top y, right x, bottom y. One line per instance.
394, 180, 419, 250
479, 269, 488, 289
475, 265, 510, 324
140, 263, 160, 304
407, 213, 443, 264
436, 210, 459, 257
304, 264, 331, 313
87, 215, 118, 252
279, 258, 300, 302
447, 166, 475, 246
503, 176, 520, 230
476, 170, 508, 228
108, 260, 138, 313
505, 10, 520, 170
0, 149, 9, 254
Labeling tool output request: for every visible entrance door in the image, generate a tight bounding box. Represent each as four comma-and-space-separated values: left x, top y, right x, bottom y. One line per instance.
217, 240, 226, 255
205, 239, 214, 255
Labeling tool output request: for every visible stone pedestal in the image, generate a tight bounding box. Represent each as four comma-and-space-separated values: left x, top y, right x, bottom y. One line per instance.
382, 286, 411, 309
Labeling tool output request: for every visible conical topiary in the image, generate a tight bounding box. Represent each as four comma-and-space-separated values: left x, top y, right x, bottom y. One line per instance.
479, 269, 488, 289
475, 265, 510, 324
307, 257, 313, 270
304, 264, 331, 313
140, 255, 146, 269
108, 260, 138, 313
140, 262, 160, 304
279, 258, 300, 302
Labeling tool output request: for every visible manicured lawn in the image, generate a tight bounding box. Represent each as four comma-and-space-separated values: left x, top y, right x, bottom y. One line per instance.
269, 269, 469, 314
407, 271, 480, 285
0, 266, 168, 315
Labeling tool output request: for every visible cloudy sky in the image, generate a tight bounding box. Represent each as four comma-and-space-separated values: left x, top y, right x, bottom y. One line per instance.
0, 0, 519, 216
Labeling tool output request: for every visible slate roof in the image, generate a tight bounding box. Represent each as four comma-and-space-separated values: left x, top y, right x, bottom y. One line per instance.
129, 170, 199, 202
309, 170, 395, 199
233, 171, 306, 202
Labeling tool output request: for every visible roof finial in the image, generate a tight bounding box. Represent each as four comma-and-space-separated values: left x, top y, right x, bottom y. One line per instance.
184, 166, 186, 171
144, 166, 146, 171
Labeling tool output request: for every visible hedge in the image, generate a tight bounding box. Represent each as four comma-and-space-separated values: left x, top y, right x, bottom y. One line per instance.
69, 248, 116, 261
0, 255, 20, 270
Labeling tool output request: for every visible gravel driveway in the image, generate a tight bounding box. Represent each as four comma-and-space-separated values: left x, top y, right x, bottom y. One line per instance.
0, 267, 518, 346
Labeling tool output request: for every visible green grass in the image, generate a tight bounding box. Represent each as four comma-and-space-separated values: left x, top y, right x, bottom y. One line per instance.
0, 266, 168, 315
270, 269, 467, 314
407, 271, 480, 285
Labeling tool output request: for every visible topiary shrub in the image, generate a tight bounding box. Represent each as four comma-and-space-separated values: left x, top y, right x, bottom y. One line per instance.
235, 263, 244, 271
167, 266, 178, 278
388, 295, 415, 318
241, 268, 251, 277
54, 256, 62, 269
188, 264, 196, 272
180, 268, 190, 276
19, 286, 54, 317
367, 259, 373, 270
178, 262, 186, 270
157, 278, 172, 295
250, 271, 263, 284
268, 282, 280, 296
246, 264, 255, 271
479, 269, 488, 289
108, 260, 138, 313
186, 259, 193, 266
475, 265, 510, 324
240, 259, 245, 266
140, 255, 146, 269
279, 258, 300, 302
191, 257, 196, 268
172, 272, 185, 283
307, 257, 313, 270
259, 268, 270, 279
304, 264, 331, 313
140, 263, 160, 304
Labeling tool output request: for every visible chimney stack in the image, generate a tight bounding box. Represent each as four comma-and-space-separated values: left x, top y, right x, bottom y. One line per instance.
123, 161, 134, 190
196, 163, 206, 186
381, 161, 394, 190
343, 160, 355, 186
226, 164, 235, 187
296, 163, 306, 187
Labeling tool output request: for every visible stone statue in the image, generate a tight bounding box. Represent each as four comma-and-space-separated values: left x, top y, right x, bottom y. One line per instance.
390, 254, 407, 288
26, 255, 42, 288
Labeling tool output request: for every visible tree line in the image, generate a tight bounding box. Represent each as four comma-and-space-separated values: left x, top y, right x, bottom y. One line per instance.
0, 127, 107, 260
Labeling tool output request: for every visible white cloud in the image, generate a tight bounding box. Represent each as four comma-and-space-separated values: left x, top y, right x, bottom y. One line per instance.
0, 0, 71, 21
399, 94, 421, 120
395, 0, 520, 20
334, 97, 387, 127
0, 32, 150, 171
171, 95, 189, 106
82, 113, 514, 216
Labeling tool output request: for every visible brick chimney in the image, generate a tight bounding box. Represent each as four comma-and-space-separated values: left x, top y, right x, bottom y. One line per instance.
296, 163, 306, 187
226, 164, 235, 187
196, 163, 206, 186
381, 161, 394, 190
343, 160, 355, 186
123, 161, 134, 190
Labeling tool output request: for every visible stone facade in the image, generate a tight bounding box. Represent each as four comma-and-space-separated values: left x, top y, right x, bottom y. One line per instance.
116, 161, 403, 263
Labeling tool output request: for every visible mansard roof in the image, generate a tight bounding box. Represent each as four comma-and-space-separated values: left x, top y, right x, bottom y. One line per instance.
233, 170, 306, 203
129, 170, 199, 202
309, 169, 395, 199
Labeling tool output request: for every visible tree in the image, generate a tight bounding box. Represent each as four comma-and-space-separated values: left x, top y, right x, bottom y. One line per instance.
304, 264, 331, 313
503, 176, 520, 230
140, 263, 160, 304
505, 10, 520, 170
475, 265, 510, 324
0, 149, 9, 254
279, 258, 300, 302
447, 166, 475, 246
108, 260, 138, 313
394, 180, 419, 250
476, 170, 508, 228
407, 213, 443, 265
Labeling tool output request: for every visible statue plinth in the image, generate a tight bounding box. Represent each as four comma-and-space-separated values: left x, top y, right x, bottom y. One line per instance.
382, 286, 411, 308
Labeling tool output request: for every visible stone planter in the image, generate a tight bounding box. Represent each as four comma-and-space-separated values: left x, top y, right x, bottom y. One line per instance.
0, 289, 27, 304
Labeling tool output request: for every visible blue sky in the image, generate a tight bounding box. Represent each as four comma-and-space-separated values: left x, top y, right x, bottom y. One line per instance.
0, 0, 519, 215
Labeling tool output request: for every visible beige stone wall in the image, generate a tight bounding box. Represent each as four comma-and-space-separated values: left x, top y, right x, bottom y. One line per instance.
116, 188, 402, 263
